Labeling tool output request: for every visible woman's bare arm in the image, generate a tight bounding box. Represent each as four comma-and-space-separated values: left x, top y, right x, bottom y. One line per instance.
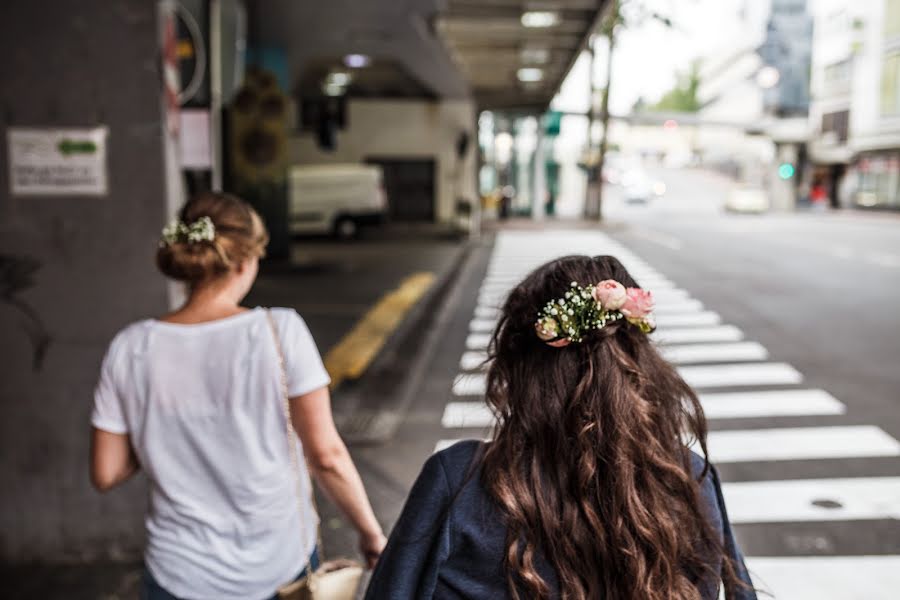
290, 386, 386, 567
90, 428, 140, 492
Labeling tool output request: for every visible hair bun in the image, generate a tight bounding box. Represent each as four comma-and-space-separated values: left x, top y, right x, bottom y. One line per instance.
156, 239, 229, 283
155, 192, 269, 284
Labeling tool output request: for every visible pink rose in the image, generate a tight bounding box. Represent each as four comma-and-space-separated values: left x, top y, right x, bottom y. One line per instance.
620, 288, 655, 320
547, 338, 571, 348
535, 317, 560, 341
592, 280, 627, 310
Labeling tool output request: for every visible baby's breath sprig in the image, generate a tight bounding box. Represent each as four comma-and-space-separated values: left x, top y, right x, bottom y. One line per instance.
159, 216, 216, 247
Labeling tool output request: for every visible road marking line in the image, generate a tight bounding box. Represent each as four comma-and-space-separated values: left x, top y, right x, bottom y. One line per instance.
323, 272, 435, 388
655, 312, 722, 328
745, 556, 900, 600
465, 333, 492, 350
653, 325, 744, 344
442, 402, 493, 428
477, 294, 700, 310
469, 318, 497, 333
474, 306, 500, 320
654, 299, 705, 314
677, 362, 802, 388
629, 227, 685, 251
648, 288, 690, 301
460, 351, 488, 371
723, 476, 900, 524
699, 389, 845, 419
470, 313, 727, 337
443, 389, 845, 427
661, 342, 768, 364
452, 373, 486, 396
436, 426, 900, 459
699, 425, 900, 463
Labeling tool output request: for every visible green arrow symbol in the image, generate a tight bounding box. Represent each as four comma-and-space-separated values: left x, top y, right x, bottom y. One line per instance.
58, 139, 97, 155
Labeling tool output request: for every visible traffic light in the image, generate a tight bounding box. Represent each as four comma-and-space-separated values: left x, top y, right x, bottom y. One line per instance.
778, 163, 795, 180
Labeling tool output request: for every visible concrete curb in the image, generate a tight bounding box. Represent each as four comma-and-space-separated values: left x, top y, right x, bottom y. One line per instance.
331, 239, 476, 443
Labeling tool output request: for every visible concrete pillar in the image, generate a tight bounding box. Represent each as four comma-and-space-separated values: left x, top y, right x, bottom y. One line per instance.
0, 1, 177, 560
532, 127, 546, 221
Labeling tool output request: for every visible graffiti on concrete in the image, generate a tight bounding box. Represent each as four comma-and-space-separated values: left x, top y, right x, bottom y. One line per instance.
0, 254, 51, 370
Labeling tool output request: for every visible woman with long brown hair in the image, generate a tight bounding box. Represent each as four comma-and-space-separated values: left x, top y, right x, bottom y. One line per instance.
365, 255, 756, 599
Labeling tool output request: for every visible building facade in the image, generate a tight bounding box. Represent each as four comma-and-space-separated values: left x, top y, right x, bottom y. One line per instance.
809, 0, 900, 209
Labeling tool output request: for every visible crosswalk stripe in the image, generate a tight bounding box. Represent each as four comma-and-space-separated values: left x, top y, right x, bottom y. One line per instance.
745, 556, 900, 600
700, 389, 845, 418
464, 342, 768, 369
477, 295, 705, 311
474, 306, 500, 320
649, 288, 690, 302
452, 373, 486, 396
653, 325, 744, 344
723, 476, 900, 524
655, 312, 722, 327
442, 389, 846, 428
442, 402, 492, 428
465, 333, 492, 350
457, 363, 804, 393
661, 342, 768, 364
700, 426, 900, 463
470, 313, 726, 335
677, 362, 803, 388
654, 299, 705, 314
460, 351, 488, 371
469, 318, 496, 333
438, 426, 900, 462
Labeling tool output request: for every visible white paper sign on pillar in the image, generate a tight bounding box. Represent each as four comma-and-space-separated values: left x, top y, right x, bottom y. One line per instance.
7, 126, 109, 196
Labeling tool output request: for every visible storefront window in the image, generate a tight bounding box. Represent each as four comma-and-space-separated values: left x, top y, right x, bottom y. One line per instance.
886, 0, 900, 38
856, 153, 900, 208
882, 52, 900, 116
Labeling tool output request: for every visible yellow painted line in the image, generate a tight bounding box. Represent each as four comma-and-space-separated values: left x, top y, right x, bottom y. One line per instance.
324, 272, 436, 388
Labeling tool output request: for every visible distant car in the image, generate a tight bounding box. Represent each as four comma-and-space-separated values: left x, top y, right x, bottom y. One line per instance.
725, 187, 769, 213
622, 170, 666, 204
289, 164, 387, 238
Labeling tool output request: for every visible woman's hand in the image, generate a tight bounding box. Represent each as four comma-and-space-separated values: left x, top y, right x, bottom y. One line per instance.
359, 530, 387, 569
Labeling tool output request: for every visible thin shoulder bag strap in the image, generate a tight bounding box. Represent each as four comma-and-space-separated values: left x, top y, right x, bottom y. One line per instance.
265, 310, 326, 560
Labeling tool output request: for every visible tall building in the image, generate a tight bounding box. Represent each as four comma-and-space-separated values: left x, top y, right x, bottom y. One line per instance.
760, 0, 814, 117
808, 0, 900, 209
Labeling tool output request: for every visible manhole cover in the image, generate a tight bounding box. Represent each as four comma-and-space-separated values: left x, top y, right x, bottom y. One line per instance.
811, 498, 843, 509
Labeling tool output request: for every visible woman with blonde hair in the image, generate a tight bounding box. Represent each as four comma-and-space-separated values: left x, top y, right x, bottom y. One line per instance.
90, 192, 385, 600
366, 255, 756, 600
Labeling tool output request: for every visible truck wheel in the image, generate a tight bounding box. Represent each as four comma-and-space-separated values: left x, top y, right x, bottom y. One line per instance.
334, 217, 359, 240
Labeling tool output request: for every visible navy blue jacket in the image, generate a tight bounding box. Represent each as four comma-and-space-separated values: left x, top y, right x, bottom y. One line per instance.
365, 440, 757, 600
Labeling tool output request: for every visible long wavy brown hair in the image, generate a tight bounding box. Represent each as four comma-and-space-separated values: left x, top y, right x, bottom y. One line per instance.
481, 255, 741, 600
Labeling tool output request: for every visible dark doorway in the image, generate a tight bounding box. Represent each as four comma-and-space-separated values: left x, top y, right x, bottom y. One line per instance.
366, 158, 436, 222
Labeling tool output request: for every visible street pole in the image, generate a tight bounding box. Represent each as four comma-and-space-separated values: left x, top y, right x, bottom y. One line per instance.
585, 35, 599, 219
595, 24, 615, 222
532, 120, 546, 221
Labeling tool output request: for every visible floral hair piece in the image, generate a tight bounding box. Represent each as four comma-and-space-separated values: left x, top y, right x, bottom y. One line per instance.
534, 280, 655, 347
160, 216, 216, 247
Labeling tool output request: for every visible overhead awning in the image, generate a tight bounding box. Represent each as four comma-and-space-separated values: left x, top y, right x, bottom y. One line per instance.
245, 0, 608, 110
437, 0, 610, 111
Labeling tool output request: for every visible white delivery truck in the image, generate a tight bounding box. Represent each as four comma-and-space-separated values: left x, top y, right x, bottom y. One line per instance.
288, 163, 387, 238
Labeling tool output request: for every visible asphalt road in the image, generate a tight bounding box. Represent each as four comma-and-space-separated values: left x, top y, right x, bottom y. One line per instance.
344, 169, 900, 599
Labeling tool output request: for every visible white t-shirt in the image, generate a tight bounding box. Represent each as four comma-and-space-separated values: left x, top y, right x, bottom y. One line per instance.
91, 307, 331, 600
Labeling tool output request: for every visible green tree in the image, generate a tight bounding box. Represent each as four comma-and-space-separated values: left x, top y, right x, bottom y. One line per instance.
649, 62, 702, 112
